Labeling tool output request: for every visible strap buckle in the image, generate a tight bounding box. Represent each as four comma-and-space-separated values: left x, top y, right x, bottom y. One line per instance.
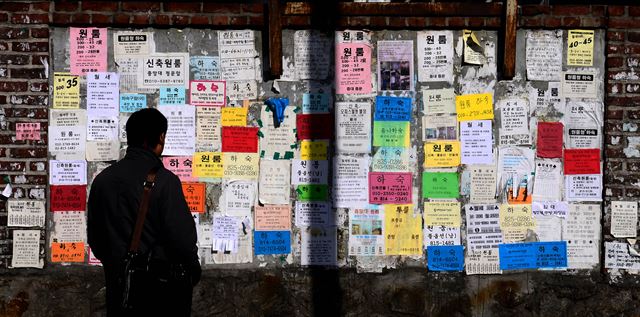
143, 180, 155, 189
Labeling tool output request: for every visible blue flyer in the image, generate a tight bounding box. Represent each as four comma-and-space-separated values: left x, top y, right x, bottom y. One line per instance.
254, 230, 291, 255
499, 241, 567, 270
427, 245, 464, 271
374, 96, 412, 121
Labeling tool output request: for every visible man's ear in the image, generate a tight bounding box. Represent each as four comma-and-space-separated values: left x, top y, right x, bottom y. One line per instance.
159, 132, 166, 145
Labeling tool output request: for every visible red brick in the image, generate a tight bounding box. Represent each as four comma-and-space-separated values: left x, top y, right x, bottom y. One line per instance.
544, 16, 561, 28
407, 17, 428, 28
203, 3, 241, 14
72, 13, 91, 24
54, 1, 79, 12
369, 16, 386, 27
10, 68, 45, 79
0, 95, 6, 104
30, 28, 48, 38
190, 16, 209, 25
114, 14, 130, 24
29, 82, 48, 92
606, 147, 625, 159
387, 17, 407, 28
608, 43, 624, 54
467, 17, 484, 27
0, 41, 9, 51
0, 161, 25, 172
520, 17, 542, 28
0, 28, 28, 39
581, 17, 604, 28
248, 15, 264, 26
12, 175, 47, 185
607, 109, 624, 119
31, 2, 50, 11
28, 162, 47, 172
121, 2, 161, 12
10, 148, 47, 159
608, 83, 623, 94
242, 3, 262, 14
626, 44, 640, 55
629, 32, 640, 43
562, 17, 580, 27
0, 13, 7, 22
552, 5, 590, 16
7, 107, 47, 119
211, 15, 229, 25
8, 95, 47, 106
608, 6, 625, 16
485, 17, 501, 28
91, 14, 113, 24
154, 14, 170, 25
447, 17, 466, 27
350, 16, 369, 27
81, 2, 118, 11
52, 13, 72, 24
431, 17, 446, 27
284, 15, 310, 27
0, 81, 27, 92
591, 5, 606, 16
131, 15, 150, 25
164, 2, 201, 13
229, 16, 248, 26
11, 14, 49, 24
630, 6, 640, 17
31, 55, 48, 66
0, 3, 30, 12
12, 42, 47, 53
172, 15, 190, 26
628, 110, 640, 120
608, 57, 625, 68
0, 54, 29, 65
607, 31, 625, 42
521, 5, 550, 16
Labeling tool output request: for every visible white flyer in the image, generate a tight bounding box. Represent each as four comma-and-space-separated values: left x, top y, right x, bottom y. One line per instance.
294, 30, 331, 80
422, 88, 456, 114
295, 201, 333, 227
7, 200, 45, 227
11, 230, 43, 268
259, 106, 297, 159
48, 125, 86, 160
301, 226, 337, 266
532, 201, 568, 218
563, 203, 600, 269
498, 98, 530, 146
611, 201, 638, 238
113, 31, 155, 57
50, 160, 87, 185
460, 120, 493, 165
158, 105, 196, 156
86, 141, 120, 162
525, 30, 563, 81
465, 204, 502, 251
562, 70, 597, 99
565, 174, 602, 201
605, 241, 640, 270
87, 72, 119, 117
51, 211, 87, 243
333, 155, 369, 208
258, 159, 291, 205
196, 106, 222, 151
291, 160, 328, 185
348, 207, 385, 256
335, 102, 371, 154
532, 159, 563, 201
220, 180, 255, 216
86, 116, 119, 141
212, 215, 240, 254
377, 40, 414, 91
139, 53, 189, 88
423, 225, 461, 247
469, 165, 497, 204
417, 31, 453, 83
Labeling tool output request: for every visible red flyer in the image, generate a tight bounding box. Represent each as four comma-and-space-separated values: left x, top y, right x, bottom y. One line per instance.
221, 126, 258, 153
536, 122, 563, 158
50, 185, 87, 212
564, 149, 600, 175
296, 114, 333, 140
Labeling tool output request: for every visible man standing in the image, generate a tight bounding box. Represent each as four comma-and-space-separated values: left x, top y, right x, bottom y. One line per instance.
88, 108, 200, 316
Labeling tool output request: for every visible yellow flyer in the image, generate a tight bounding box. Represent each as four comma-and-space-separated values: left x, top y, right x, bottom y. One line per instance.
567, 29, 594, 66
424, 201, 461, 227
53, 73, 80, 109
300, 140, 328, 160
192, 152, 223, 178
499, 204, 536, 242
424, 141, 460, 167
384, 204, 422, 256
222, 152, 259, 180
455, 93, 493, 121
221, 106, 248, 127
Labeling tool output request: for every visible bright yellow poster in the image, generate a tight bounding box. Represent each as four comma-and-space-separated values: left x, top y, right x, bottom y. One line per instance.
384, 204, 422, 256
300, 140, 328, 160
53, 73, 80, 109
192, 152, 223, 178
499, 204, 536, 242
455, 93, 493, 121
424, 201, 461, 227
222, 152, 259, 180
424, 141, 460, 167
221, 106, 247, 127
567, 29, 594, 66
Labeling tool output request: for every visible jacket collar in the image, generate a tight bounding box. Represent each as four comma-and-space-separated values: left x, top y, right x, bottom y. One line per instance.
124, 146, 164, 167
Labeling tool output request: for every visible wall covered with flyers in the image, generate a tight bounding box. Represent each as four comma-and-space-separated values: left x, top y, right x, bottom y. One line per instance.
8, 26, 609, 274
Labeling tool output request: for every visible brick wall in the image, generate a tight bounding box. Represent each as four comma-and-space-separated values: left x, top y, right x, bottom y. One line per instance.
0, 0, 638, 266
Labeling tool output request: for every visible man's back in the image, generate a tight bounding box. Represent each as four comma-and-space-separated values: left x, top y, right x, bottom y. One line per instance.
87, 146, 198, 265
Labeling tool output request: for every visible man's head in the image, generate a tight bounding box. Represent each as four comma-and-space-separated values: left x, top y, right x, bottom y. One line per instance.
126, 108, 168, 156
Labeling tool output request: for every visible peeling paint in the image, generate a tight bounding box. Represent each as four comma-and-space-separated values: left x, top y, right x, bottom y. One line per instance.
623, 122, 638, 132
624, 136, 640, 158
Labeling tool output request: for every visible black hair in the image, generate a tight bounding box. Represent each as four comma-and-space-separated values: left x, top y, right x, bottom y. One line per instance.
125, 108, 168, 149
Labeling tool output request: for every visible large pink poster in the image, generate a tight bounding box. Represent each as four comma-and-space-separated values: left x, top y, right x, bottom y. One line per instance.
70, 27, 107, 75
335, 43, 372, 95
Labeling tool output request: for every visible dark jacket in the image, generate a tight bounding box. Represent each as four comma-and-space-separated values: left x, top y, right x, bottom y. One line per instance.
87, 146, 199, 266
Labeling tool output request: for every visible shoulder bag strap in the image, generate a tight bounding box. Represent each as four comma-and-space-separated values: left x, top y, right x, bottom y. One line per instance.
128, 166, 160, 253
